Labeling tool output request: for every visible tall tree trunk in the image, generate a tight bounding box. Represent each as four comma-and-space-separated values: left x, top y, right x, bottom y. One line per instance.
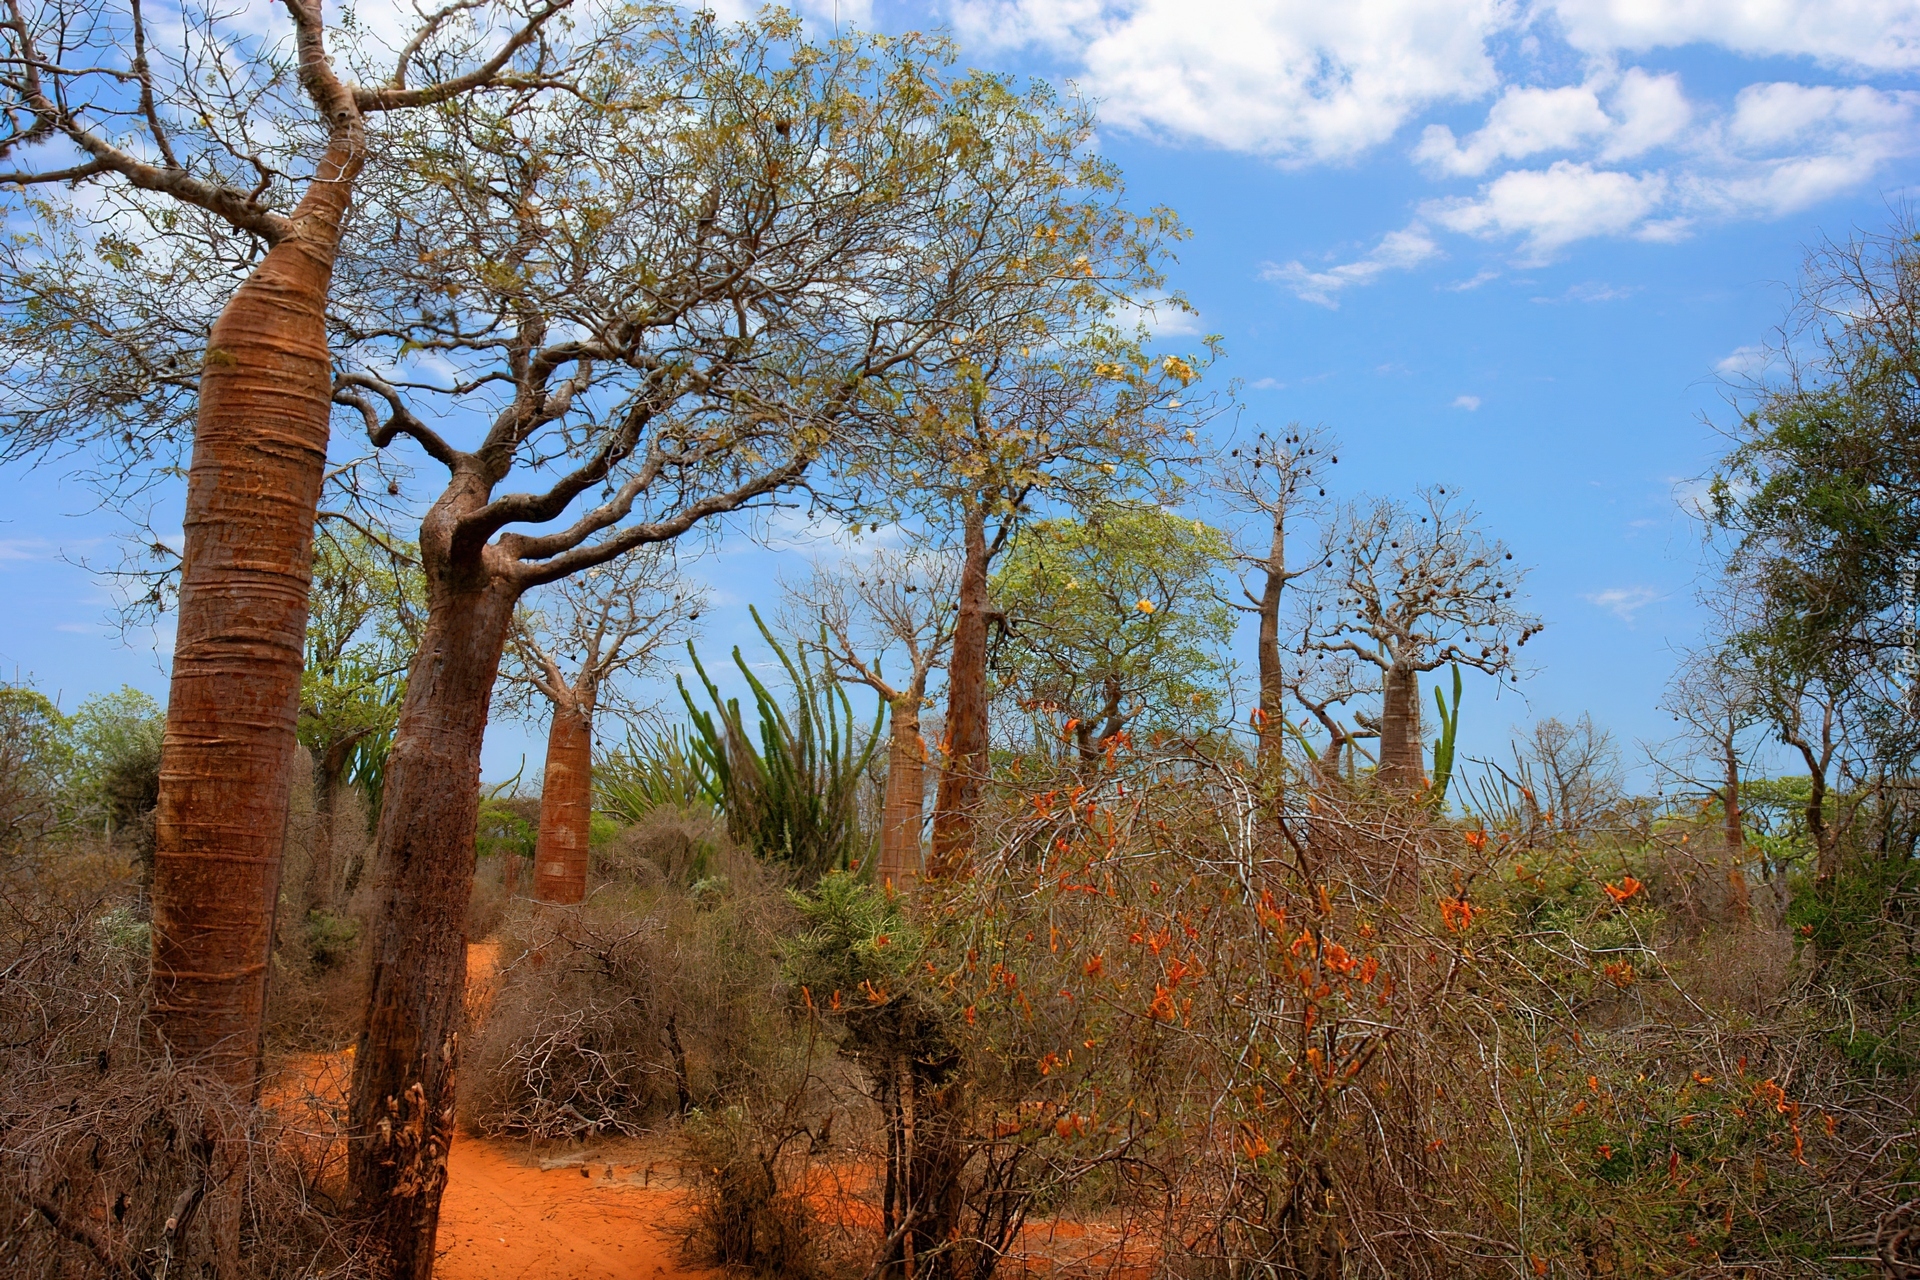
305, 740, 354, 916
533, 700, 593, 905
929, 502, 990, 878
1722, 737, 1743, 858
1255, 525, 1286, 774
148, 145, 361, 1093
1375, 662, 1423, 794
878, 695, 925, 890
348, 572, 519, 1278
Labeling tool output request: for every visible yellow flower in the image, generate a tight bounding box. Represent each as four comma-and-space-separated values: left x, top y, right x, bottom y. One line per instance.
1135, 599, 1156, 614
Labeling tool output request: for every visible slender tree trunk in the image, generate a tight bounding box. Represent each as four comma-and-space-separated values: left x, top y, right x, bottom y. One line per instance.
930, 503, 990, 878
1807, 764, 1833, 881
1375, 662, 1423, 794
348, 569, 519, 1279
878, 696, 926, 890
1722, 738, 1743, 858
533, 699, 594, 905
148, 145, 361, 1093
1255, 527, 1286, 773
305, 740, 354, 916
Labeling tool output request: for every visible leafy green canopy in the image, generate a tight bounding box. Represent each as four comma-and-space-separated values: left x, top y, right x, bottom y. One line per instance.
992, 504, 1233, 753
1711, 225, 1920, 763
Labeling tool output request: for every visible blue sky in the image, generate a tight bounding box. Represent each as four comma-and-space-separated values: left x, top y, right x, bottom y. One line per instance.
1, 0, 1915, 784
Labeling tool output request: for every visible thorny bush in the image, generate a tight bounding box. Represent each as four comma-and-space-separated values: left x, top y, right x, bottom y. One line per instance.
786, 742, 1914, 1278
0, 859, 363, 1277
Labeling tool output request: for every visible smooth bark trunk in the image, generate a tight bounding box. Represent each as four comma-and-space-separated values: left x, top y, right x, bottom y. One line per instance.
878, 697, 926, 890
929, 504, 990, 878
1375, 662, 1423, 794
148, 145, 360, 1092
1255, 526, 1286, 774
305, 740, 354, 916
348, 573, 518, 1278
533, 701, 593, 904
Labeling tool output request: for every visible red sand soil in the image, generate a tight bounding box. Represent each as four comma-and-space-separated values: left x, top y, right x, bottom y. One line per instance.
436, 1137, 720, 1280
267, 941, 1151, 1279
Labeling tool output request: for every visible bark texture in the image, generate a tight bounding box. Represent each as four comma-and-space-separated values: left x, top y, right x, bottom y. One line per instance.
148, 147, 359, 1091
348, 567, 519, 1277
1254, 523, 1287, 773
877, 696, 926, 889
532, 701, 593, 904
304, 739, 355, 916
1375, 662, 1424, 794
929, 505, 990, 878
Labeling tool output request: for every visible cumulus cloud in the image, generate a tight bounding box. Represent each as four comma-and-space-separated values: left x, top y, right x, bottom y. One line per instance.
1546, 0, 1920, 73
1260, 225, 1442, 306
954, 1, 1920, 285
1426, 162, 1670, 260
949, 0, 1506, 162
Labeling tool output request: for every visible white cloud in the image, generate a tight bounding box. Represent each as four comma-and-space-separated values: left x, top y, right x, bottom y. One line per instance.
1261, 225, 1443, 306
1452, 394, 1481, 409
1715, 343, 1775, 375
950, 0, 1506, 162
1248, 377, 1286, 390
1414, 83, 1614, 176
1585, 585, 1661, 622
1112, 293, 1204, 338
1426, 161, 1670, 260
1546, 0, 1920, 73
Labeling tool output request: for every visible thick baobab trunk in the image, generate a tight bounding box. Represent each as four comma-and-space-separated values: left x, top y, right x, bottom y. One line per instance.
930, 504, 990, 878
877, 696, 926, 889
348, 573, 519, 1278
1375, 662, 1424, 794
533, 700, 594, 904
149, 155, 359, 1092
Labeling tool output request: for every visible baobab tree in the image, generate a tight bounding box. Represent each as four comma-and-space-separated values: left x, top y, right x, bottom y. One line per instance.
0, 0, 580, 1093
327, 18, 1173, 1269
788, 545, 959, 888
879, 345, 1210, 874
1216, 426, 1336, 773
501, 551, 697, 905
1300, 488, 1539, 794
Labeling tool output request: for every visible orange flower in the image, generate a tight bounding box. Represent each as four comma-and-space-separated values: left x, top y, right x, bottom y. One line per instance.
1602, 875, 1643, 903
1323, 943, 1356, 976
1083, 954, 1105, 978
1602, 961, 1635, 987
1464, 829, 1488, 852
1439, 896, 1476, 932
1357, 956, 1379, 984
1148, 985, 1178, 1022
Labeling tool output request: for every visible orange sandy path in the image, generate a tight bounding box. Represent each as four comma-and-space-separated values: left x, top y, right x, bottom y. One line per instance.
436, 1139, 720, 1280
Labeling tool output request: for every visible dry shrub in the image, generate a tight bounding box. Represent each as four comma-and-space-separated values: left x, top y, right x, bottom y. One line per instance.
0, 874, 364, 1277
777, 747, 1902, 1280
682, 1103, 822, 1278
461, 848, 794, 1139
595, 804, 727, 886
